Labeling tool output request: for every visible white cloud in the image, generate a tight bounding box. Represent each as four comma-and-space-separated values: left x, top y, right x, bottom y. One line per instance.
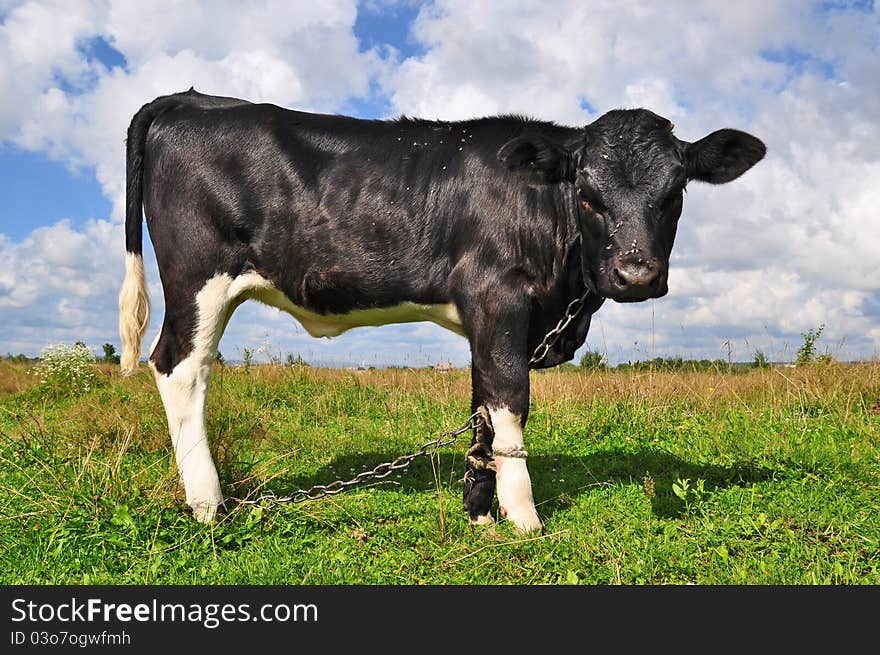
0, 218, 125, 357
0, 0, 104, 138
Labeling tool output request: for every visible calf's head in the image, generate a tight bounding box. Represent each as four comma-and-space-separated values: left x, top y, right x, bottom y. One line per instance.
499, 109, 766, 302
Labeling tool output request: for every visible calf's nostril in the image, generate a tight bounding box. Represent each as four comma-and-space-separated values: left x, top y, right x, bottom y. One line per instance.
613, 268, 628, 287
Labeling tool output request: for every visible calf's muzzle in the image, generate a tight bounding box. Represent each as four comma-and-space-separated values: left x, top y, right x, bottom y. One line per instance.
609, 254, 666, 301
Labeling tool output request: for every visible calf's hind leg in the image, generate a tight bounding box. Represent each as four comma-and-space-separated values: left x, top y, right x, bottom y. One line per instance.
150, 274, 237, 523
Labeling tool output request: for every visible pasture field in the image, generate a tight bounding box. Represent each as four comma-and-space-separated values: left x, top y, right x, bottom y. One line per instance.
0, 358, 878, 584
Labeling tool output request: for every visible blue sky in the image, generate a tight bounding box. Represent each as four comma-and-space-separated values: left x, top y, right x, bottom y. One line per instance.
1, 1, 878, 366
354, 1, 425, 61
0, 147, 110, 239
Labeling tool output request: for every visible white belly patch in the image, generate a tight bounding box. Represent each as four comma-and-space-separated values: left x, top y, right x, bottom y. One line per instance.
226, 272, 466, 337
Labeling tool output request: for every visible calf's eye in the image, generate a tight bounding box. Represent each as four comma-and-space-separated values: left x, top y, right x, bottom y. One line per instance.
577, 186, 603, 213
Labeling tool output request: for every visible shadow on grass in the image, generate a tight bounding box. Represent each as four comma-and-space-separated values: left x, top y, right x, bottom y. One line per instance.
222, 451, 462, 505
223, 445, 777, 521
532, 448, 777, 520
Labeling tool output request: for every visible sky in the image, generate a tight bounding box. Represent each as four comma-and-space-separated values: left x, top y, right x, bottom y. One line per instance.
0, 0, 878, 367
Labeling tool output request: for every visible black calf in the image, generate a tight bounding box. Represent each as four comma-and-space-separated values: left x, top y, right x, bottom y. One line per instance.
118, 89, 765, 530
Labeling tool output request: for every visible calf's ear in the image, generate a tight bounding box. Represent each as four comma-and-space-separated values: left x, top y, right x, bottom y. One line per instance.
686, 129, 766, 184
498, 135, 573, 185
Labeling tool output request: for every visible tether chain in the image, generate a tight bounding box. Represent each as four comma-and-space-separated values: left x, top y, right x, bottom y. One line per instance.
227, 291, 591, 509
528, 290, 592, 367
228, 412, 482, 508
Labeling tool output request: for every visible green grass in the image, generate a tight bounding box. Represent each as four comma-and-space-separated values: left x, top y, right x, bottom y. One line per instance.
1, 360, 878, 584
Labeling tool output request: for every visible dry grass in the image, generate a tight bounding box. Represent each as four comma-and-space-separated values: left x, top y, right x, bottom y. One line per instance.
531, 361, 880, 406
6, 359, 879, 424
0, 359, 40, 396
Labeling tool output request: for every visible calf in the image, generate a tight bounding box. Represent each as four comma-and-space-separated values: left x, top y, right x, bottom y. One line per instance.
119, 89, 765, 532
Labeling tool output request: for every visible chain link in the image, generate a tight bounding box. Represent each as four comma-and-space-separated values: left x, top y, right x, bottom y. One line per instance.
528, 290, 592, 367
227, 411, 483, 508
227, 292, 590, 509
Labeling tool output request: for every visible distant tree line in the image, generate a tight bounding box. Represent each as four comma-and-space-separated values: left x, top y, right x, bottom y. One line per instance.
578, 349, 790, 372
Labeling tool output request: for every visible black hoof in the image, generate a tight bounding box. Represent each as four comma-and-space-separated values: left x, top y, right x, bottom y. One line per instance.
463, 467, 496, 521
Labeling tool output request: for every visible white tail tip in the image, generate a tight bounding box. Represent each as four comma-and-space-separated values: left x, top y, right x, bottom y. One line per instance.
118, 252, 150, 376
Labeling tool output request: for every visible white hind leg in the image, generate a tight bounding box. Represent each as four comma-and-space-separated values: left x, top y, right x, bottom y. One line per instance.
150, 275, 237, 522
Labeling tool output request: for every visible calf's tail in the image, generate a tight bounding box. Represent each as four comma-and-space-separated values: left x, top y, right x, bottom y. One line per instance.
118, 102, 155, 375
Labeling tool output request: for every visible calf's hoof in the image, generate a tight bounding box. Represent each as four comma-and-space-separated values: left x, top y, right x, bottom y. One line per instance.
187, 496, 224, 523
463, 467, 496, 525
500, 505, 543, 535
469, 513, 495, 526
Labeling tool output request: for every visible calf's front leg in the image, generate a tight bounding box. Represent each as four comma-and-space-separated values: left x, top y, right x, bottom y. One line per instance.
487, 405, 540, 532
461, 293, 541, 534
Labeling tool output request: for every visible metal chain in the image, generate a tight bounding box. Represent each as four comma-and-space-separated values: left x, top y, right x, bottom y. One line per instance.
227, 292, 590, 509
228, 411, 483, 508
528, 290, 592, 367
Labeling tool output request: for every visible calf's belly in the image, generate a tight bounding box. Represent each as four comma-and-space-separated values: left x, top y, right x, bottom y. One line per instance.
229, 271, 466, 337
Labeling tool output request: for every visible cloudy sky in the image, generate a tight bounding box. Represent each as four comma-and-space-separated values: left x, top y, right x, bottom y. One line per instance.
0, 0, 877, 367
